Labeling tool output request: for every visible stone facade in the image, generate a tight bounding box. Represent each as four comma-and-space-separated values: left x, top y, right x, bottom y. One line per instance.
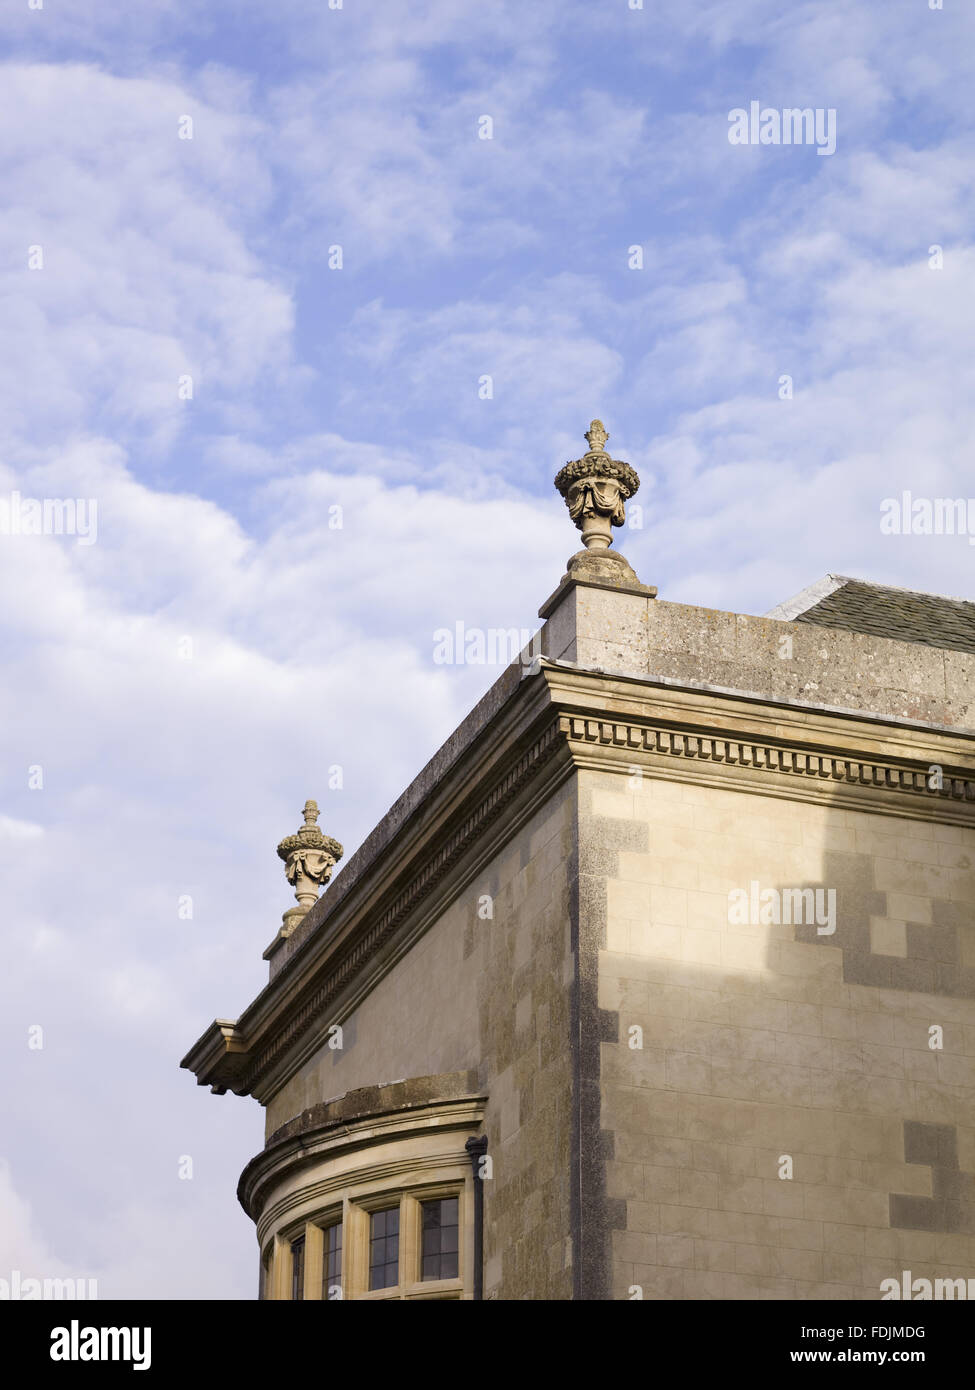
183, 460, 975, 1299
591, 770, 975, 1299
258, 785, 577, 1300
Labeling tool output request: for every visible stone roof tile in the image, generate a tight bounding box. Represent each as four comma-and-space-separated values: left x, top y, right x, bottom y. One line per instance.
787, 576, 975, 654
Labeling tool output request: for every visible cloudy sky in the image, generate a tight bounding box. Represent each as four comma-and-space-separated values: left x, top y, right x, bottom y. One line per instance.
1, 0, 972, 1299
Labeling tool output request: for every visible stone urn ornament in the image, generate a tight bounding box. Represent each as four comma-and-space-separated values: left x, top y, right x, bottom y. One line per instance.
276, 800, 343, 937
554, 419, 642, 585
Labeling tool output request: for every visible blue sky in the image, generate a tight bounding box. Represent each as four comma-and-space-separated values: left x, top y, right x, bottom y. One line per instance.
1, 0, 973, 1297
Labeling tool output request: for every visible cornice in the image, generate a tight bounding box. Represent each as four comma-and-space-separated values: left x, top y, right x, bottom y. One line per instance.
542, 662, 975, 759
181, 669, 572, 1100
542, 664, 975, 816
560, 715, 975, 817
183, 659, 975, 1105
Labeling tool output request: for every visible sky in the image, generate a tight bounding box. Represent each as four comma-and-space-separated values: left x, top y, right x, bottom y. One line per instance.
1, 0, 973, 1299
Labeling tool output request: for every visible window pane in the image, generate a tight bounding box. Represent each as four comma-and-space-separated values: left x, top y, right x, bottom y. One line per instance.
369, 1207, 400, 1290
322, 1222, 343, 1301
290, 1236, 305, 1301
420, 1198, 459, 1281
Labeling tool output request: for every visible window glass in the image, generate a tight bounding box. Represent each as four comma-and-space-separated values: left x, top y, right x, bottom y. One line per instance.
323, 1222, 342, 1300
291, 1236, 305, 1301
369, 1208, 399, 1290
420, 1197, 459, 1281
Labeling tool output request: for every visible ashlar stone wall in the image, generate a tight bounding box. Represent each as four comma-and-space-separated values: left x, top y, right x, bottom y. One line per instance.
589, 765, 975, 1300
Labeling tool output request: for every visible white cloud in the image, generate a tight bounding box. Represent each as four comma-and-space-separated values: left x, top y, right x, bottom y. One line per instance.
1, 0, 973, 1304
0, 1161, 81, 1279
0, 815, 44, 839
0, 63, 292, 457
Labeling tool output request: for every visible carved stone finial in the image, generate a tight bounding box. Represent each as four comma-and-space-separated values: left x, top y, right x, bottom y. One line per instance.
584, 418, 609, 454
276, 800, 343, 938
554, 419, 642, 586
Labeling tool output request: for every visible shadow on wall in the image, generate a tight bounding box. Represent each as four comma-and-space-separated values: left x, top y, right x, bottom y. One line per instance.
592, 766, 975, 1300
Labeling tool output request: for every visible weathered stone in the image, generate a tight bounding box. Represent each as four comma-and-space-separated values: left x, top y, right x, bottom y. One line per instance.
183, 424, 975, 1302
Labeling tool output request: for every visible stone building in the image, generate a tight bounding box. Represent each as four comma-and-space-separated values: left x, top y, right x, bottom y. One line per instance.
182, 422, 975, 1301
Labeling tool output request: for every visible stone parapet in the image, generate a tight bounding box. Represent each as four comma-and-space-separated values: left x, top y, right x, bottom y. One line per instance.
540, 581, 974, 733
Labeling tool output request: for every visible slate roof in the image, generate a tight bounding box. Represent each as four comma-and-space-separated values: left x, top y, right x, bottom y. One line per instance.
766, 574, 975, 655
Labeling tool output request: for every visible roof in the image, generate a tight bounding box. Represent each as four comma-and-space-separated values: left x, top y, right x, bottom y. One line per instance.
766, 574, 975, 655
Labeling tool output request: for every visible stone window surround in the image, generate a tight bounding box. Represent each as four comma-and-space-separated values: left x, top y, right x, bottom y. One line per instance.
259, 1242, 272, 1300
267, 1178, 470, 1302
249, 1088, 486, 1301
